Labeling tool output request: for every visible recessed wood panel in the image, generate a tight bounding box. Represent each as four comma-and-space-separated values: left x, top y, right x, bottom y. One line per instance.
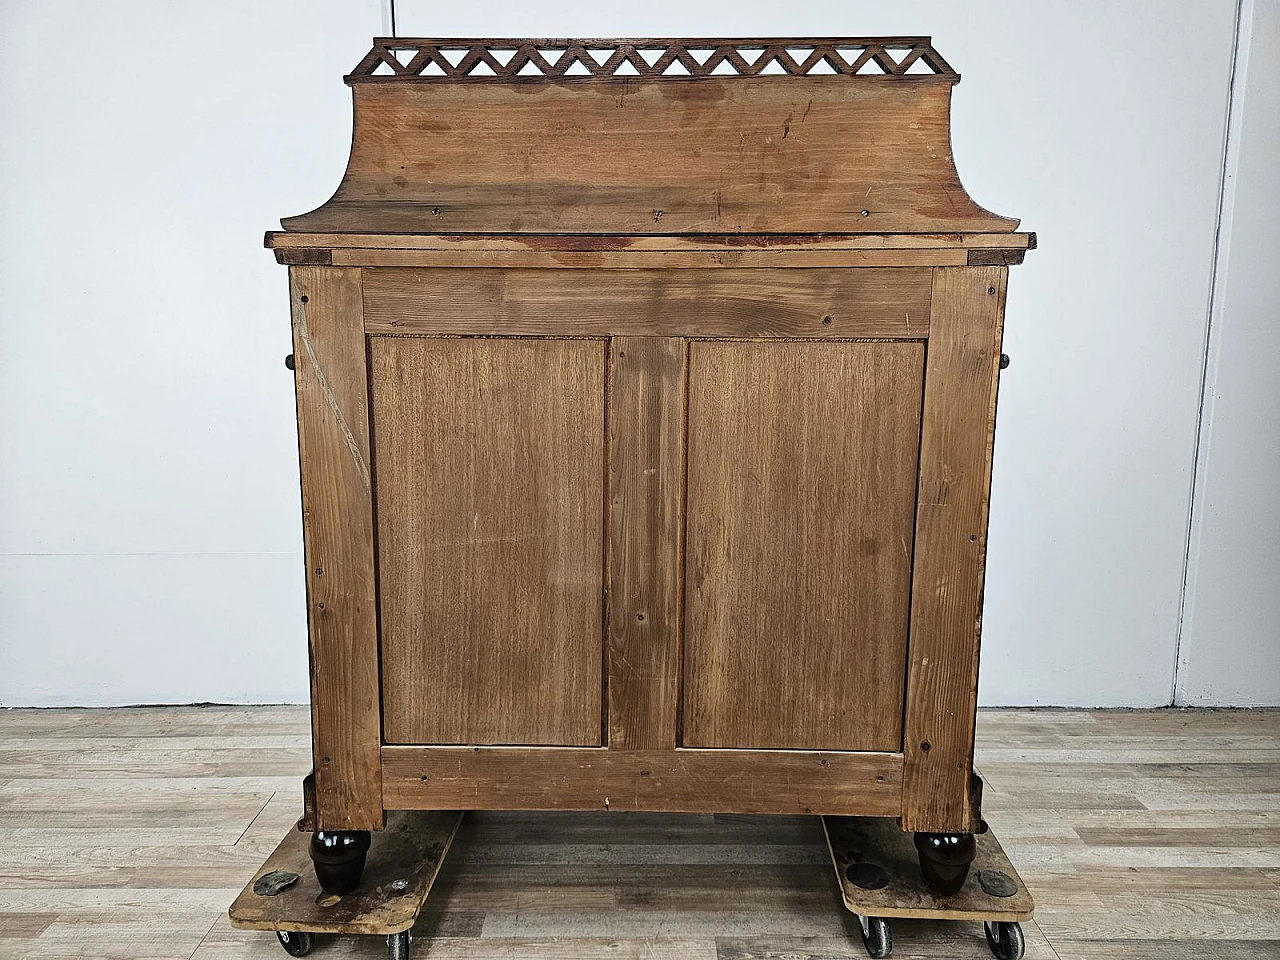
370, 337, 606, 746
683, 340, 925, 752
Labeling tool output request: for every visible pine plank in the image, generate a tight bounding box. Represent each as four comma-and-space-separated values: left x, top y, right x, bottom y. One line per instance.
283, 80, 1018, 235
901, 266, 1008, 833
289, 265, 383, 831
369, 337, 606, 747
606, 338, 686, 751
682, 340, 924, 752
361, 267, 931, 339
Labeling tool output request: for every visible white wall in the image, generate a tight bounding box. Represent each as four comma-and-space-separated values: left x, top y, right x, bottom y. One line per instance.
0, 0, 381, 704
0, 0, 1268, 706
1177, 0, 1280, 706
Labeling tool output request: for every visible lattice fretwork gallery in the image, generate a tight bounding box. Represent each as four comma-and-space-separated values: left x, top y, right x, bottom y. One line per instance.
348, 38, 958, 82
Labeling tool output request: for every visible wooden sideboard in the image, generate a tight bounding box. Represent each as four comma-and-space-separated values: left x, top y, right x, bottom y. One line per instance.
267, 37, 1032, 897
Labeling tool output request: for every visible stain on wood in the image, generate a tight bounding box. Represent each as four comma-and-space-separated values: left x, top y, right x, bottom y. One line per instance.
275, 247, 333, 266
968, 247, 1027, 266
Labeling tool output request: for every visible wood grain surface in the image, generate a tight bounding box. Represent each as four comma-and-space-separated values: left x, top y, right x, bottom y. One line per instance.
901, 267, 1008, 833
281, 80, 1019, 235
268, 231, 1037, 252
333, 247, 971, 269
369, 337, 607, 747
0, 706, 1276, 958
362, 267, 931, 338
606, 338, 686, 750
381, 746, 903, 815
288, 266, 383, 832
682, 340, 925, 751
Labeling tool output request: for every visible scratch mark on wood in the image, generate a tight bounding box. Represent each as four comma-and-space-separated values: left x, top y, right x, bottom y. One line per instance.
296, 302, 372, 497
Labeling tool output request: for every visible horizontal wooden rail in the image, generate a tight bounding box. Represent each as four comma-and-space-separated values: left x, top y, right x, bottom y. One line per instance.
267, 231, 1037, 251
381, 746, 904, 815
362, 267, 931, 339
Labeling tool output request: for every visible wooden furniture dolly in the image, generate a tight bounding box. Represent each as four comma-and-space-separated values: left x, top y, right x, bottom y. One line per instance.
229, 811, 463, 959
265, 36, 1034, 903
825, 816, 1034, 958
229, 810, 1031, 960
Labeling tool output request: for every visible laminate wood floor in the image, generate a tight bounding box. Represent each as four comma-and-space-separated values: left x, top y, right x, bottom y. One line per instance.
0, 707, 1277, 959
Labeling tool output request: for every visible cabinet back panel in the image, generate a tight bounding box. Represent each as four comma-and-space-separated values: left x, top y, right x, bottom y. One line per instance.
683, 340, 924, 751
370, 337, 606, 746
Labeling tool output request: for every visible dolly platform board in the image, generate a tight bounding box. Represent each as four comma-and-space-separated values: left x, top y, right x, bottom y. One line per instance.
229, 811, 463, 958
824, 816, 1034, 959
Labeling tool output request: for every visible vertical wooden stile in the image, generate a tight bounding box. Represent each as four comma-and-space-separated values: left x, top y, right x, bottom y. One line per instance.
290, 265, 384, 831
606, 337, 686, 750
901, 266, 1007, 833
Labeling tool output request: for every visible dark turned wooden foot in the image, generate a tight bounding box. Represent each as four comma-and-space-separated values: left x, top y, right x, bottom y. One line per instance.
913, 831, 976, 896
309, 830, 371, 895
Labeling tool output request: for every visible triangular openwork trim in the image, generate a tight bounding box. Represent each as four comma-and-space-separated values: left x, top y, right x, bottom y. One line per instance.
347, 38, 959, 84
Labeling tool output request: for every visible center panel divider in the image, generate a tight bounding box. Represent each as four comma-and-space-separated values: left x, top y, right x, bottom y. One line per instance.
606, 337, 687, 750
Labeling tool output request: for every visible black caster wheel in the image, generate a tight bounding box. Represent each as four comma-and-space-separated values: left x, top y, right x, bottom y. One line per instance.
276, 930, 314, 957
858, 915, 892, 958
310, 830, 371, 895
914, 832, 976, 896
388, 929, 412, 960
985, 920, 1025, 960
